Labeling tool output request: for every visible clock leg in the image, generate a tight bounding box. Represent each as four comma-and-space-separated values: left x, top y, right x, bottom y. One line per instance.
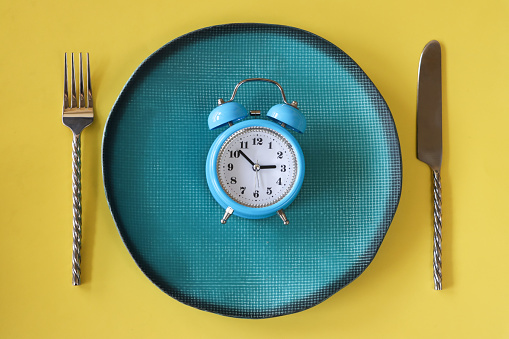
277, 209, 290, 225
221, 207, 234, 224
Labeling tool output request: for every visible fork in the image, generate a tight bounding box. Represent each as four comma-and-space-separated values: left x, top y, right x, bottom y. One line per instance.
62, 53, 94, 286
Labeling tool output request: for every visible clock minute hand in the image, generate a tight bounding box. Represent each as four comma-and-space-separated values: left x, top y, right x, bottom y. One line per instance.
238, 150, 255, 166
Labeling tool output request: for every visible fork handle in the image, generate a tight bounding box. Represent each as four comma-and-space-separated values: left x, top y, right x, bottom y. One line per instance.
72, 133, 82, 286
432, 169, 442, 290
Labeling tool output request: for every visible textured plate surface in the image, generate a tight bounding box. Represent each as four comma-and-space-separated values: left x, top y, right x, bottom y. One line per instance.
102, 23, 402, 318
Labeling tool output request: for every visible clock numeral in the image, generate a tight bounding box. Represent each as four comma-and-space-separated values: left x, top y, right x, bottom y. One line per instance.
277, 151, 283, 159
253, 190, 259, 198
227, 163, 234, 171
268, 141, 272, 149
230, 177, 237, 184
240, 141, 248, 149
266, 187, 272, 195
240, 187, 246, 194
252, 137, 263, 145
280, 164, 286, 172
229, 151, 240, 158
276, 178, 282, 185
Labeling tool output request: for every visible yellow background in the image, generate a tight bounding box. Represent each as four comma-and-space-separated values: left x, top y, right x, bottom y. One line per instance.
1, 0, 508, 337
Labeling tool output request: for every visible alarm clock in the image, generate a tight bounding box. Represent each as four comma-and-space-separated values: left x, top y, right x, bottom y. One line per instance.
206, 78, 306, 225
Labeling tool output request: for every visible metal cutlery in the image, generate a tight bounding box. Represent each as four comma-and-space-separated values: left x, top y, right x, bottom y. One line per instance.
416, 41, 442, 290
62, 53, 94, 286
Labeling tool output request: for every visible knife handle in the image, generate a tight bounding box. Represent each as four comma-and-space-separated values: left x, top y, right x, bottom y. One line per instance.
432, 169, 442, 290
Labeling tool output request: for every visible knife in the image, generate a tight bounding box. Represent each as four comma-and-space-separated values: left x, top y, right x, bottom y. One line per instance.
416, 40, 442, 290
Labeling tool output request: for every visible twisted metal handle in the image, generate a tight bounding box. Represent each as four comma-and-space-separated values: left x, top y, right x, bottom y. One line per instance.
432, 170, 442, 290
72, 133, 82, 286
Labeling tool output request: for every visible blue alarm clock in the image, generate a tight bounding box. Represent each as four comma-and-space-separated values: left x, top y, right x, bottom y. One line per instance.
206, 78, 306, 225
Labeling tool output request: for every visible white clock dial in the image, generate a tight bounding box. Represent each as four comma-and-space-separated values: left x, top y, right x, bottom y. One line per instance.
217, 127, 298, 208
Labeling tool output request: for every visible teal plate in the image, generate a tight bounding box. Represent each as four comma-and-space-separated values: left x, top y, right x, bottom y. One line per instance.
102, 23, 402, 318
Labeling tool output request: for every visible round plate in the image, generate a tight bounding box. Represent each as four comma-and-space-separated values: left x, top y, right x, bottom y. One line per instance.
102, 23, 402, 319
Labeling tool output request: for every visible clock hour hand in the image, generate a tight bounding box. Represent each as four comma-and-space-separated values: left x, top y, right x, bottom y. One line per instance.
259, 165, 276, 169
238, 150, 255, 166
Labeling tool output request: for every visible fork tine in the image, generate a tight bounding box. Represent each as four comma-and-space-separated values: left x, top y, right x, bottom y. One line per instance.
71, 53, 77, 108
63, 53, 69, 109
79, 53, 85, 108
87, 53, 93, 108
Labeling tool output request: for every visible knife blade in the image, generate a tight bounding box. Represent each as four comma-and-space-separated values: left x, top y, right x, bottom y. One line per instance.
416, 40, 443, 290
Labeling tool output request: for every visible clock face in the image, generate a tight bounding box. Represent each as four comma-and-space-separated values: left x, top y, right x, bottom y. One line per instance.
217, 126, 298, 208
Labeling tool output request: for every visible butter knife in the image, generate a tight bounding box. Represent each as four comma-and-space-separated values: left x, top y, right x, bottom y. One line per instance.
416, 40, 442, 290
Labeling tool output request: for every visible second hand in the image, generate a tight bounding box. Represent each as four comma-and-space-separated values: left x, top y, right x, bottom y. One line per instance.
255, 160, 260, 189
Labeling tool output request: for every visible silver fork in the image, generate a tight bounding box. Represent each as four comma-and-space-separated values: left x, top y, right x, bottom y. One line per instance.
62, 53, 94, 286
